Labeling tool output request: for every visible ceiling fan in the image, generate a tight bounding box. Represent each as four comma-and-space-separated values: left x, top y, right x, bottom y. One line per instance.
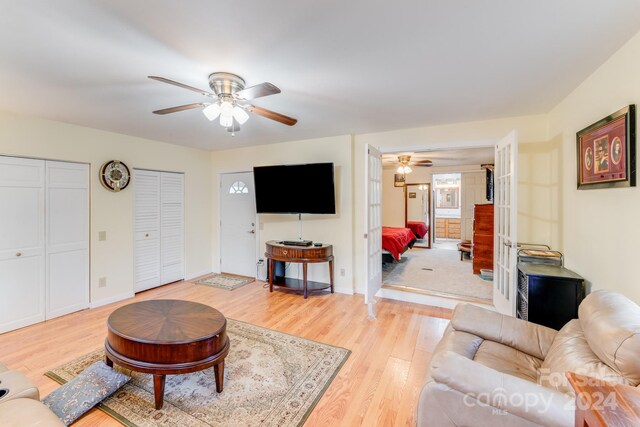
396, 155, 433, 174
148, 72, 297, 135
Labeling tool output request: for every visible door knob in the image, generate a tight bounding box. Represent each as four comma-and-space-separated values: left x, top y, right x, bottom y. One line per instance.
248, 230, 255, 234
16, 252, 22, 257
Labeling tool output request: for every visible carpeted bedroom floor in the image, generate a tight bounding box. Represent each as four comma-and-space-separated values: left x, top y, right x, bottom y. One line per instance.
382, 242, 492, 302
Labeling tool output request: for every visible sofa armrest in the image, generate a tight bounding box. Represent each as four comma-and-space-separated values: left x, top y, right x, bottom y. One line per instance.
430, 351, 574, 427
451, 303, 557, 359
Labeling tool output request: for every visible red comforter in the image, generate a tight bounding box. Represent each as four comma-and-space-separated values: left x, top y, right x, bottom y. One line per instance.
407, 221, 428, 239
382, 226, 415, 260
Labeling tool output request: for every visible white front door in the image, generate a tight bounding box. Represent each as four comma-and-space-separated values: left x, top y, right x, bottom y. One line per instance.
45, 161, 89, 319
494, 130, 518, 315
365, 145, 382, 314
0, 157, 45, 333
220, 172, 256, 277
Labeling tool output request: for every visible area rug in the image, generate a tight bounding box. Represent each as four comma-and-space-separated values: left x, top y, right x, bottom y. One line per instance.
382, 247, 492, 302
45, 320, 351, 427
191, 273, 254, 290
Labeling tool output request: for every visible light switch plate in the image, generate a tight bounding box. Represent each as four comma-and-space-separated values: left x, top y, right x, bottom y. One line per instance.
98, 231, 107, 241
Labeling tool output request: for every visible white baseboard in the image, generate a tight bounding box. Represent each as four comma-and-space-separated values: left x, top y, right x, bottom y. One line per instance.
333, 286, 354, 295
89, 292, 135, 309
378, 287, 495, 311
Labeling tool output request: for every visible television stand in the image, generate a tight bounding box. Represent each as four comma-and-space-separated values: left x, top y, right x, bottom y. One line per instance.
265, 240, 334, 298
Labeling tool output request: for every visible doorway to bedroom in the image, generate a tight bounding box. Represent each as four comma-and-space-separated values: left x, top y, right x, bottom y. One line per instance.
380, 147, 495, 304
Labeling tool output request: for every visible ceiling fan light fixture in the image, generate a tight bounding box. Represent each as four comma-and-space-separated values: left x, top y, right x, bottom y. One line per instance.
202, 103, 221, 121
397, 165, 412, 174
233, 106, 250, 124
219, 100, 234, 127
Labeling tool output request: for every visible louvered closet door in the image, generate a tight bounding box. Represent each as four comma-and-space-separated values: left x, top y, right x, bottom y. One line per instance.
134, 170, 161, 292
45, 161, 89, 319
0, 156, 45, 334
160, 172, 184, 284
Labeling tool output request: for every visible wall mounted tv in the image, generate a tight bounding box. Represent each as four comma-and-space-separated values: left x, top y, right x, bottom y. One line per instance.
253, 163, 336, 214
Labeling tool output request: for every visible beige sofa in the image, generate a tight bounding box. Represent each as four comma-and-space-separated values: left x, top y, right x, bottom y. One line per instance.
0, 362, 63, 426
418, 290, 640, 426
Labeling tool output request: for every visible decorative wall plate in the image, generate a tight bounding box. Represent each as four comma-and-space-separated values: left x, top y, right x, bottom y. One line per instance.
100, 160, 130, 192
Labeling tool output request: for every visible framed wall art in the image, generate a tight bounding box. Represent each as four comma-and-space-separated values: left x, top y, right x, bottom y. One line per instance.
576, 105, 636, 189
394, 173, 406, 187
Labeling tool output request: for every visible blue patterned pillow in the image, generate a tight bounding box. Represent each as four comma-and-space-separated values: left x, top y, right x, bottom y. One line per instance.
42, 361, 130, 425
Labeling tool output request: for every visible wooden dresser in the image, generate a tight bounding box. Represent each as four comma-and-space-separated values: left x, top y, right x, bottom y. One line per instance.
472, 204, 494, 274
435, 218, 461, 239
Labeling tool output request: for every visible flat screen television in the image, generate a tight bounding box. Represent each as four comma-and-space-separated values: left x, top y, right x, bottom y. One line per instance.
253, 163, 336, 214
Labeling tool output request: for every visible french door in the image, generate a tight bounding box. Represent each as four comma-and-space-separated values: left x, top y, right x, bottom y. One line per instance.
365, 145, 382, 315
494, 130, 518, 315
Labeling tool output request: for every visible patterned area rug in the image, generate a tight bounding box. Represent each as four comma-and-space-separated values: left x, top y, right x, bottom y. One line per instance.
191, 273, 254, 290
45, 320, 350, 427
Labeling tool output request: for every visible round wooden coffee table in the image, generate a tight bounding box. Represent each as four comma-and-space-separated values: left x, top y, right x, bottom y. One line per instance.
104, 300, 229, 410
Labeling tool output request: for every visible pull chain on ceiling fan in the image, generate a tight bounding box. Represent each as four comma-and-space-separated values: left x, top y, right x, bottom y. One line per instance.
148, 72, 297, 136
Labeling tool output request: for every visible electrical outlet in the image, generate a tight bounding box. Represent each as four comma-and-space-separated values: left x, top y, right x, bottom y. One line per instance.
98, 231, 107, 241
98, 277, 107, 288
340, 268, 346, 277
257, 259, 264, 265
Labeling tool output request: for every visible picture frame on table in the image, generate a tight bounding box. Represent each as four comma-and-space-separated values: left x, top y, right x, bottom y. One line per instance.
576, 105, 636, 189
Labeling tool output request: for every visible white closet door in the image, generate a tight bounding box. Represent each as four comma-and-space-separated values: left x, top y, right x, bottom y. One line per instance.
161, 172, 184, 284
134, 170, 161, 292
45, 161, 89, 319
0, 156, 45, 333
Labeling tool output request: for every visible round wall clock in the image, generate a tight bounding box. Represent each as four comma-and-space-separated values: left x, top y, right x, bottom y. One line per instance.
100, 160, 131, 192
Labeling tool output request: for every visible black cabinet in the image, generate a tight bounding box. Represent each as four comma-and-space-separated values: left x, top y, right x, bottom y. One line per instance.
517, 263, 585, 330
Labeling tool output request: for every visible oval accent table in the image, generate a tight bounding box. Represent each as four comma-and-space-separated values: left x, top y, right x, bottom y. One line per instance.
104, 300, 229, 410
265, 240, 334, 298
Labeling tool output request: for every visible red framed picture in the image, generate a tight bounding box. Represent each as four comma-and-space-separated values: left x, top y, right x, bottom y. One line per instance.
577, 105, 636, 189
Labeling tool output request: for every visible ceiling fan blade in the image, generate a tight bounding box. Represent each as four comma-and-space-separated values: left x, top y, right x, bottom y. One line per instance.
152, 102, 208, 115
235, 82, 281, 100
247, 105, 297, 126
148, 76, 214, 97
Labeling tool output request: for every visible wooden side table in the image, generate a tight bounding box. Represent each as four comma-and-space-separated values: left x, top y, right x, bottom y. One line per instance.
567, 372, 640, 426
265, 241, 334, 298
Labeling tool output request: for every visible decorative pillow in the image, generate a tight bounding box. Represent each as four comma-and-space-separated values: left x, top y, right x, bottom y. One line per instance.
42, 361, 130, 425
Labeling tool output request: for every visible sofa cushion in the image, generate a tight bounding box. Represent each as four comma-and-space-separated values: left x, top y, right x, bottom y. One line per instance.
540, 319, 630, 395
473, 341, 542, 382
0, 398, 64, 427
451, 303, 557, 360
579, 290, 640, 384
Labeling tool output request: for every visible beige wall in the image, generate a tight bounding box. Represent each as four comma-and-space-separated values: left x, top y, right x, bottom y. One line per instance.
210, 135, 355, 294
549, 31, 640, 302
353, 115, 550, 293
0, 112, 213, 306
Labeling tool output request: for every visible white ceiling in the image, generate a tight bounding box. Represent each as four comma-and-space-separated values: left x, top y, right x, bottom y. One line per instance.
1, 1, 639, 151
382, 147, 495, 169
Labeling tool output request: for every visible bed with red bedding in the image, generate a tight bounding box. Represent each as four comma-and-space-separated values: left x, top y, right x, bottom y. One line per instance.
382, 226, 416, 261
407, 221, 428, 239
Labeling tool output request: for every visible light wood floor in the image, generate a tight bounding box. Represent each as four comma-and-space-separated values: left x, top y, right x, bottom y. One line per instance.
0, 279, 451, 426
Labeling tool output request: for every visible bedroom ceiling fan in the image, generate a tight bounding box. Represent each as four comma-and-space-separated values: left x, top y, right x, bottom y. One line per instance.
148, 72, 297, 136
396, 155, 433, 174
